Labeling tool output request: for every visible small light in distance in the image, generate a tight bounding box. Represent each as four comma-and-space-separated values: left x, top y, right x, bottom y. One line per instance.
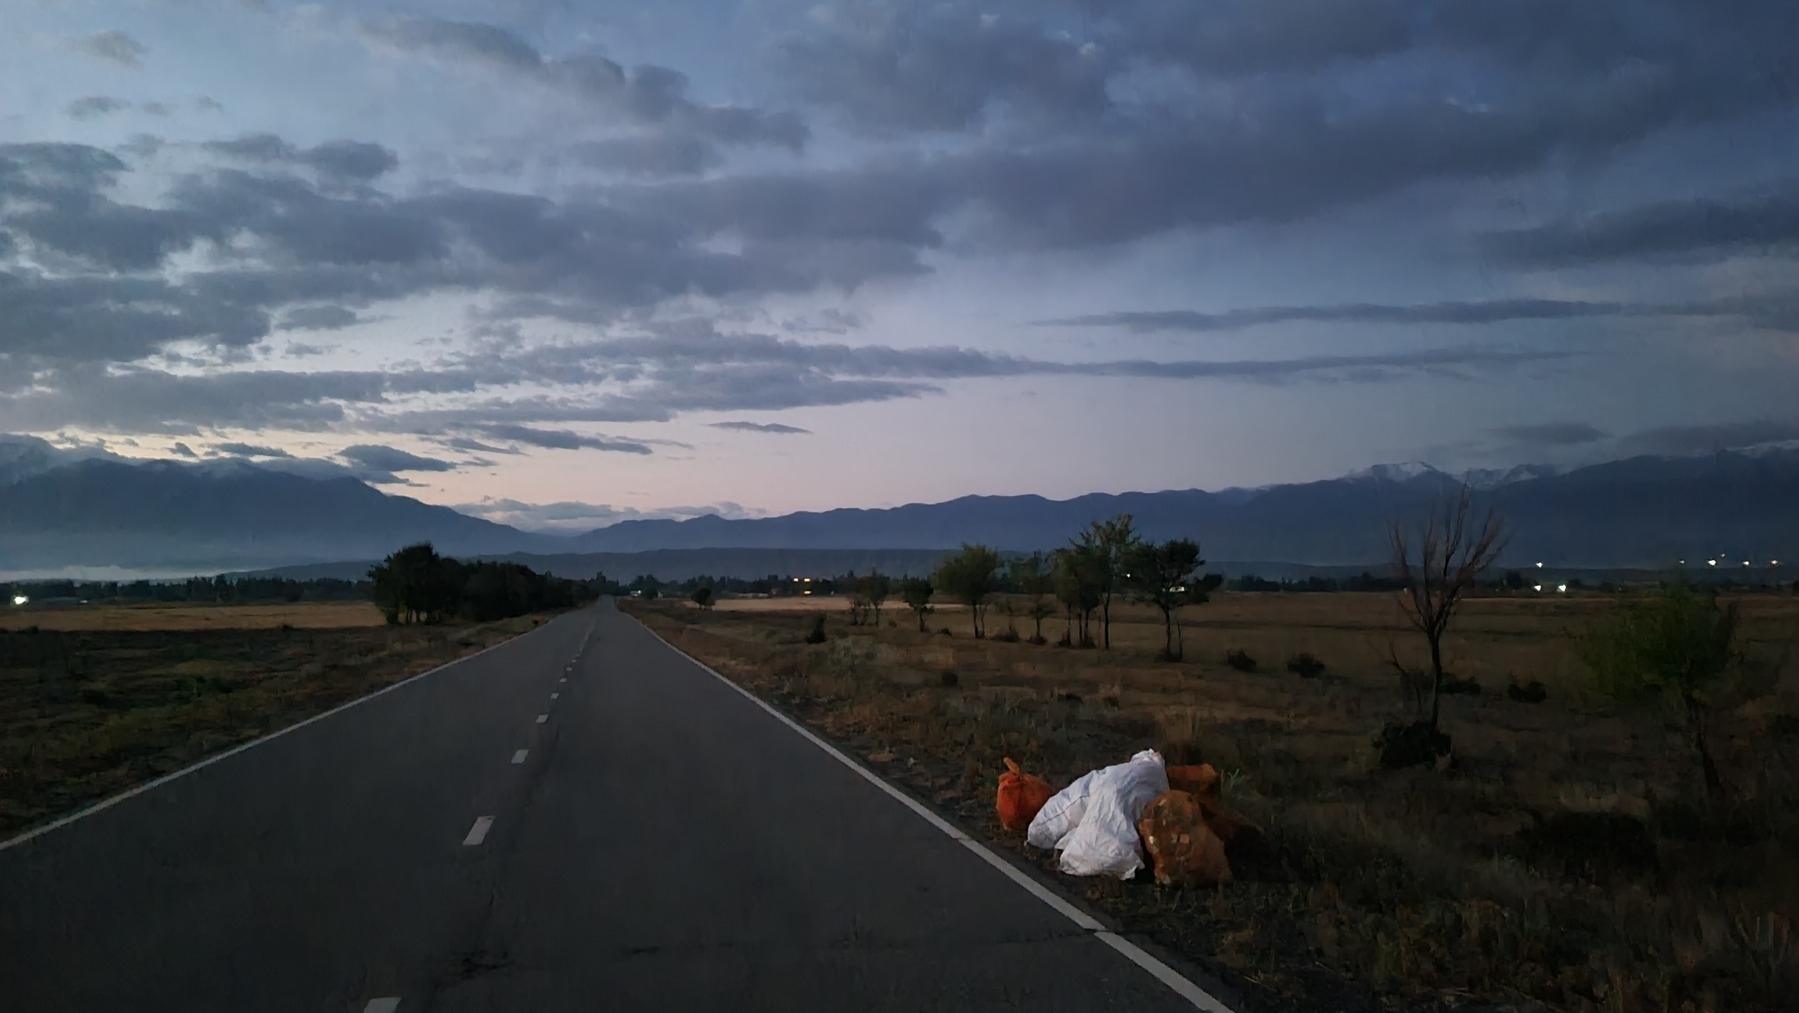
1557, 584, 1568, 593
1708, 559, 1718, 566
10, 595, 26, 607
1533, 584, 1543, 592
1535, 561, 1544, 568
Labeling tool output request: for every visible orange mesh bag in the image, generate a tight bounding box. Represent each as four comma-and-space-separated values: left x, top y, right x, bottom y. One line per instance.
996, 757, 1054, 832
1165, 763, 1222, 815
1136, 790, 1232, 887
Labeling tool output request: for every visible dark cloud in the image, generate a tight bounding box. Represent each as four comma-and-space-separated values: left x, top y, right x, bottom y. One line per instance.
470, 423, 653, 454
361, 16, 807, 150
66, 96, 130, 121
279, 305, 361, 331
566, 133, 721, 177
170, 442, 197, 458
338, 444, 459, 473
1487, 188, 1799, 266
1037, 297, 1745, 332
439, 436, 518, 455
710, 421, 811, 434
769, 5, 1110, 132
1615, 419, 1799, 457
194, 96, 225, 113
71, 30, 146, 68
783, 308, 863, 334
213, 441, 293, 458
141, 102, 171, 117
202, 134, 400, 181
1491, 422, 1610, 448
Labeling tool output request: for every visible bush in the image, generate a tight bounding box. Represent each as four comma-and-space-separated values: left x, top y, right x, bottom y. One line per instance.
1507, 678, 1548, 703
1225, 648, 1258, 672
939, 626, 953, 636
1440, 673, 1482, 695
1376, 720, 1450, 769
1286, 652, 1325, 678
939, 669, 959, 687
993, 629, 1020, 643
804, 616, 827, 644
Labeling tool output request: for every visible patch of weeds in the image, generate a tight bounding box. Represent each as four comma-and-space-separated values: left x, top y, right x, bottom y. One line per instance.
993, 629, 1020, 643
1514, 810, 1657, 878
1440, 673, 1482, 695
939, 669, 959, 688
1286, 652, 1326, 678
804, 616, 827, 645
1225, 648, 1258, 672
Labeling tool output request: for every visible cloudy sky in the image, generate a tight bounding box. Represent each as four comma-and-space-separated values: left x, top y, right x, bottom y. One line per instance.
4, 0, 1797, 530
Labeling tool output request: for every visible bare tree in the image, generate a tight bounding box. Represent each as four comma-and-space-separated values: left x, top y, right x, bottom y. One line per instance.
1390, 488, 1506, 731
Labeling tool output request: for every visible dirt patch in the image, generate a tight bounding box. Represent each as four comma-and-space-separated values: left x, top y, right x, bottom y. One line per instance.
625, 593, 1799, 1013
0, 601, 388, 632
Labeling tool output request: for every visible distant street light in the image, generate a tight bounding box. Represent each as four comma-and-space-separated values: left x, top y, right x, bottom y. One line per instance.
1533, 584, 1543, 592
1557, 584, 1568, 593
1708, 559, 1718, 567
1535, 561, 1544, 568
9, 595, 26, 607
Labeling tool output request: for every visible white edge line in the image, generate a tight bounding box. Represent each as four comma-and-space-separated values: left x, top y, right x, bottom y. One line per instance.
364, 997, 401, 1013
0, 613, 568, 853
462, 816, 494, 847
550, 692, 559, 699
511, 749, 529, 764
633, 620, 1238, 1013
535, 714, 549, 724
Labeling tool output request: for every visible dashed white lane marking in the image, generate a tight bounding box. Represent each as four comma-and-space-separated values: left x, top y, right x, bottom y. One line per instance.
462, 817, 494, 847
550, 692, 560, 700
635, 622, 1238, 1013
535, 714, 548, 724
558, 677, 567, 684
511, 749, 529, 764
364, 999, 400, 1013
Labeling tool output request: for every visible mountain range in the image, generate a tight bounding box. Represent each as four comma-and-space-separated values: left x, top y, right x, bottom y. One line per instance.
3, 435, 1795, 576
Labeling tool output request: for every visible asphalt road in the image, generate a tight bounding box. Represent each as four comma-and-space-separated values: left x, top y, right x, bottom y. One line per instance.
0, 601, 1222, 1012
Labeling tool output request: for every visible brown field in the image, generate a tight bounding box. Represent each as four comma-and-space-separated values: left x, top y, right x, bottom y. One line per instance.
0, 600, 388, 632
628, 590, 1799, 1013
0, 603, 551, 839
707, 595, 966, 613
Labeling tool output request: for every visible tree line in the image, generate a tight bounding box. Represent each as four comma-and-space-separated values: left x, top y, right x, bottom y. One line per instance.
368, 543, 604, 624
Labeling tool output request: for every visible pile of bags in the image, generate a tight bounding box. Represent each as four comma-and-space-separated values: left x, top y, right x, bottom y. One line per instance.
995, 750, 1251, 887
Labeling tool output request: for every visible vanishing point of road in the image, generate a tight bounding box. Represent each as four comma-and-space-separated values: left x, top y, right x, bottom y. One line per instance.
0, 601, 1234, 1012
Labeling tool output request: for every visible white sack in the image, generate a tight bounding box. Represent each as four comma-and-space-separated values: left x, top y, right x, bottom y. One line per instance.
1054, 749, 1168, 879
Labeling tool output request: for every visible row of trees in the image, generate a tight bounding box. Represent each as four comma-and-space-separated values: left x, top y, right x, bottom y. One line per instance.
368, 543, 603, 624
891, 515, 1222, 660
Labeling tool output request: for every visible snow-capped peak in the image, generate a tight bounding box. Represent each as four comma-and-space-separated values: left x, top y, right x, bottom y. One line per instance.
1341, 461, 1444, 483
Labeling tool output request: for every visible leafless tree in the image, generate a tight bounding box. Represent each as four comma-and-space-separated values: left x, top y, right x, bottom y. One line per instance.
1391, 487, 1507, 731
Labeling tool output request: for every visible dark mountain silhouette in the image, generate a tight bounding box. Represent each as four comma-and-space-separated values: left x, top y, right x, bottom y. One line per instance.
3, 438, 1795, 574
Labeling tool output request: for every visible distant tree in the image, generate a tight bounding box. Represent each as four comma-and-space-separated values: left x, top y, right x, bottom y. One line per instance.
862, 571, 891, 625
1502, 569, 1525, 592
935, 544, 1002, 638
1125, 539, 1218, 661
899, 576, 934, 632
1579, 581, 1738, 797
691, 586, 714, 609
1009, 552, 1055, 644
1391, 489, 1507, 732
628, 574, 661, 601
369, 542, 458, 624
1074, 515, 1142, 649
1053, 543, 1104, 647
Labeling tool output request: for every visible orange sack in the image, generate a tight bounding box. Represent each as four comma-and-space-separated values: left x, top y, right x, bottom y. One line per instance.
996, 757, 1055, 832
1137, 789, 1233, 887
1165, 763, 1222, 815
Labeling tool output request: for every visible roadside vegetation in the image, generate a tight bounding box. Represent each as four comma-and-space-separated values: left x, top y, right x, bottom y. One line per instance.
622, 508, 1799, 1013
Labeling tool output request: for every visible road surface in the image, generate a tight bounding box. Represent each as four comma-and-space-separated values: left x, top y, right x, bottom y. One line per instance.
0, 602, 1226, 1012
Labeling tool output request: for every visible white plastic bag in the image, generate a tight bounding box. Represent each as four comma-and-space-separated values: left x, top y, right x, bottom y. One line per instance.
1055, 749, 1168, 879
1026, 767, 1101, 849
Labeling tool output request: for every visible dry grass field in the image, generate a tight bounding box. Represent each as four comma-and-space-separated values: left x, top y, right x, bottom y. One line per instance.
0, 603, 548, 839
631, 590, 1799, 1013
0, 600, 388, 632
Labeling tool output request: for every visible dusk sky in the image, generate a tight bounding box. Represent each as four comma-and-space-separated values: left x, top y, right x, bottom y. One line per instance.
4, 0, 1797, 531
